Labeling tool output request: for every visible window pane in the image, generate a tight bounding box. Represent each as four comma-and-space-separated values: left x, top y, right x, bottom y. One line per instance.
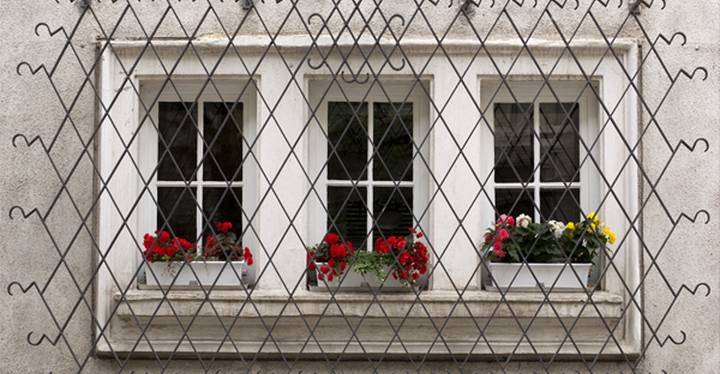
373, 187, 413, 243
494, 103, 534, 183
203, 102, 243, 182
495, 188, 535, 218
540, 103, 580, 182
373, 103, 413, 181
540, 189, 580, 222
327, 186, 368, 249
202, 187, 243, 237
157, 187, 197, 241
328, 102, 368, 180
158, 102, 197, 181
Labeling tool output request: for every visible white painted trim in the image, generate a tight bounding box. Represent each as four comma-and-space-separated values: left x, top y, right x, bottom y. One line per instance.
106, 36, 637, 55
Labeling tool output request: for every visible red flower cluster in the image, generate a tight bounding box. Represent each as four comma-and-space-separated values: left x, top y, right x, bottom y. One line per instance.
484, 214, 514, 258
203, 222, 254, 266
376, 228, 429, 284
242, 246, 254, 266
143, 230, 194, 263
307, 233, 354, 282
216, 221, 233, 234
142, 222, 254, 265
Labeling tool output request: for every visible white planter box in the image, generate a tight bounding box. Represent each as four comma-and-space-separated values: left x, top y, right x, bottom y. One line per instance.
144, 261, 249, 288
487, 262, 592, 291
309, 262, 407, 291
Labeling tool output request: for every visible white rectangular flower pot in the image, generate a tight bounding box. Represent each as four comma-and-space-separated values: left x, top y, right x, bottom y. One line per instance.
309, 262, 406, 291
487, 262, 592, 291
144, 261, 249, 288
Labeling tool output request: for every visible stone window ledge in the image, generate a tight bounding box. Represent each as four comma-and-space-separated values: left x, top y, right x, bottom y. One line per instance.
99, 289, 637, 360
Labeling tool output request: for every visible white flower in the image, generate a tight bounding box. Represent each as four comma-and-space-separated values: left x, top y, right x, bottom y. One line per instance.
548, 220, 566, 239
517, 214, 532, 228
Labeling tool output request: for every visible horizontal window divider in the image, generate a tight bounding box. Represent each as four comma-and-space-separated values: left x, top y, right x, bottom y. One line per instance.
156, 181, 243, 188
327, 180, 413, 188
495, 182, 580, 189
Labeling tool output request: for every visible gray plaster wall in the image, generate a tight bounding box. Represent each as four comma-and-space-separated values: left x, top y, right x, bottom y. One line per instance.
0, 1, 717, 373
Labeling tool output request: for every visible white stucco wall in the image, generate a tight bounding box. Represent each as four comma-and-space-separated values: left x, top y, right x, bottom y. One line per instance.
0, 1, 717, 373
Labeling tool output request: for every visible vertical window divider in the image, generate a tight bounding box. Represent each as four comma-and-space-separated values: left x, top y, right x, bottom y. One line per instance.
367, 101, 375, 252
196, 101, 205, 248
533, 101, 541, 222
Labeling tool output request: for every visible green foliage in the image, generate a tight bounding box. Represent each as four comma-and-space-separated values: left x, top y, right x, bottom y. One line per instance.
351, 250, 393, 281
482, 214, 616, 264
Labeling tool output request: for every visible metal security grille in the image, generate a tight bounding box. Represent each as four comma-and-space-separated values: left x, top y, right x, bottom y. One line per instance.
7, 0, 712, 373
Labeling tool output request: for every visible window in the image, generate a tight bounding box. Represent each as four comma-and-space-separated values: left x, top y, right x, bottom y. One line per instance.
326, 101, 415, 249
98, 40, 640, 359
137, 81, 258, 255
308, 80, 430, 253
484, 81, 600, 223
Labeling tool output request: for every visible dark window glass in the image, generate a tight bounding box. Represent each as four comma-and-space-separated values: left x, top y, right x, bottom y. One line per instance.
202, 187, 243, 237
494, 103, 534, 183
158, 102, 197, 181
203, 102, 243, 181
495, 188, 535, 218
157, 187, 197, 240
540, 189, 581, 222
327, 102, 368, 180
373, 103, 413, 181
327, 186, 368, 249
539, 103, 580, 183
373, 187, 413, 242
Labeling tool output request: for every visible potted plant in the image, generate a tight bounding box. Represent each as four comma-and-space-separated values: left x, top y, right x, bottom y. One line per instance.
481, 213, 616, 291
143, 222, 254, 288
307, 228, 430, 291
306, 233, 358, 289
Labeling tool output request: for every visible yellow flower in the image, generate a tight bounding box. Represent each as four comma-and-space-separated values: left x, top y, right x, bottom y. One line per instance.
603, 226, 617, 244
587, 211, 600, 225
566, 222, 575, 231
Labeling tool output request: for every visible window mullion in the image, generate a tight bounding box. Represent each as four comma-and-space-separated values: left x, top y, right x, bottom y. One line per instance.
367, 101, 374, 252
533, 101, 541, 222
197, 101, 204, 245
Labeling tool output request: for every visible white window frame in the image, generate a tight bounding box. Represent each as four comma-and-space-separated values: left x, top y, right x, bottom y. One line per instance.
97, 38, 641, 359
137, 80, 258, 252
482, 80, 602, 223
306, 78, 431, 253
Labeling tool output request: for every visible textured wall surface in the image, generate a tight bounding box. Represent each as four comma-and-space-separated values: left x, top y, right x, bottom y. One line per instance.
0, 1, 717, 373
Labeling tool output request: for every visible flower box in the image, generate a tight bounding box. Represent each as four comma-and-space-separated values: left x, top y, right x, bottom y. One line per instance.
144, 261, 250, 288
309, 262, 407, 291
486, 262, 591, 291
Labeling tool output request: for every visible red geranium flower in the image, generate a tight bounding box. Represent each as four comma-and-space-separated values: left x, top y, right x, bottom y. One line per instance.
323, 233, 340, 245
215, 221, 233, 234
243, 246, 254, 266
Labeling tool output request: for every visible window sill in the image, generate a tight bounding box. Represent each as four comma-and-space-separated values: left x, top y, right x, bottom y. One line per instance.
100, 289, 637, 360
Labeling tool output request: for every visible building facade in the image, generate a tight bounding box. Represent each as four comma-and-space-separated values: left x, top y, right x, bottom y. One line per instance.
0, 1, 718, 373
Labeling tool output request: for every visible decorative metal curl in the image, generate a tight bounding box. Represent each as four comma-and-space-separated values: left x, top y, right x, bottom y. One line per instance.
674, 67, 709, 82
676, 283, 711, 298
634, 0, 667, 10
549, 0, 580, 10
597, 0, 624, 8
340, 70, 370, 84
675, 138, 709, 153
16, 62, 48, 77
34, 23, 68, 39
12, 134, 47, 151
659, 330, 686, 347
675, 209, 711, 225
7, 281, 40, 297
27, 331, 61, 347
658, 32, 687, 47
8, 206, 42, 221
